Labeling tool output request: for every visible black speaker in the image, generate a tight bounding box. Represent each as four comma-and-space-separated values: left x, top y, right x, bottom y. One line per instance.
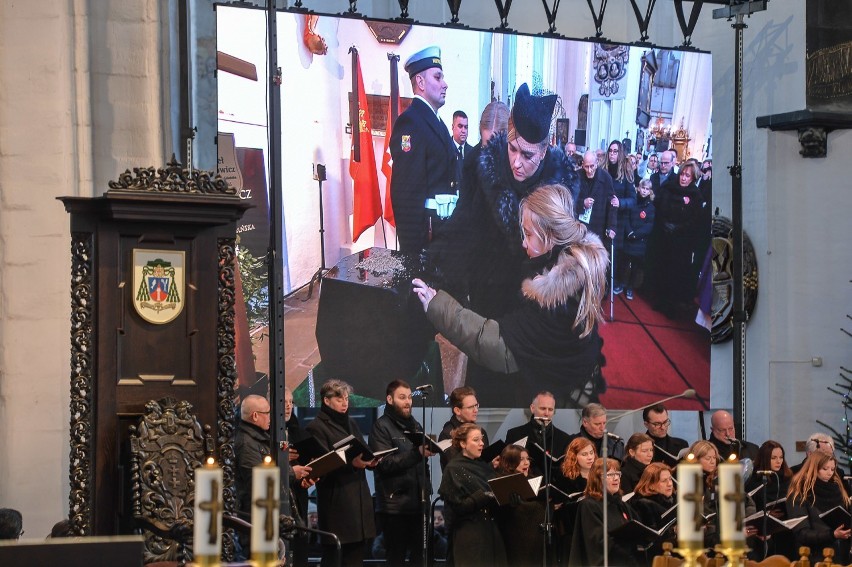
315, 248, 435, 400
574, 129, 587, 148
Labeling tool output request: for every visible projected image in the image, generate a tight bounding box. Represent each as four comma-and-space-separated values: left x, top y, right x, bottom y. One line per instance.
217, 7, 713, 410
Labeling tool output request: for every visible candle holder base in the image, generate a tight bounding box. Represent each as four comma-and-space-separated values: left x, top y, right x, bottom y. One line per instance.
674, 544, 706, 567
189, 555, 220, 567
251, 551, 283, 567
714, 543, 750, 567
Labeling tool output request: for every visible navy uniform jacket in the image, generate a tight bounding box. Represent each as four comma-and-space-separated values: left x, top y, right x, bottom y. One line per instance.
389, 98, 457, 252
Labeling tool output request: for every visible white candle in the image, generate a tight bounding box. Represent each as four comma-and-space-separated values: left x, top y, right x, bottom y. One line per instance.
251, 455, 280, 554
718, 461, 746, 544
194, 457, 224, 558
677, 460, 704, 545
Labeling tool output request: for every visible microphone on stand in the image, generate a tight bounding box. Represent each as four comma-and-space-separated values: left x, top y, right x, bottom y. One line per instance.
754, 470, 776, 476
413, 384, 433, 392
606, 432, 623, 442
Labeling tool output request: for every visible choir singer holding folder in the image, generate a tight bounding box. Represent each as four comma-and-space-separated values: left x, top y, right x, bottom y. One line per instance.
439, 423, 508, 567
369, 380, 435, 567
305, 380, 379, 567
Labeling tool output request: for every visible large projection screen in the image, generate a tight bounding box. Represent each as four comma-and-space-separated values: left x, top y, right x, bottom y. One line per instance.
217, 6, 713, 411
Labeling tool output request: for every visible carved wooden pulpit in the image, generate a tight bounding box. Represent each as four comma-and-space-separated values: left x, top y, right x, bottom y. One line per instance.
59, 158, 250, 553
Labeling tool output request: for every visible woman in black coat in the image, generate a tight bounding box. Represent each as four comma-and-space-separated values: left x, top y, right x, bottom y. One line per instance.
620, 433, 654, 494
630, 463, 677, 561
746, 440, 794, 559
425, 84, 579, 406
495, 445, 546, 566
649, 160, 703, 317
568, 458, 637, 566
787, 453, 852, 564
304, 380, 378, 567
554, 437, 597, 563
438, 423, 508, 567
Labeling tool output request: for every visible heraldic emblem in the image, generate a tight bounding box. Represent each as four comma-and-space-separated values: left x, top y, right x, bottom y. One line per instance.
133, 249, 185, 324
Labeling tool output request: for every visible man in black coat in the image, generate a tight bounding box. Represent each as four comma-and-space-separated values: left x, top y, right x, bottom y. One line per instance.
370, 380, 434, 567
390, 46, 458, 253
506, 391, 572, 478
650, 150, 677, 197
568, 402, 625, 460
305, 380, 378, 567
708, 410, 758, 462
438, 386, 490, 470
235, 394, 273, 515
451, 110, 474, 195
643, 403, 689, 467
576, 150, 618, 244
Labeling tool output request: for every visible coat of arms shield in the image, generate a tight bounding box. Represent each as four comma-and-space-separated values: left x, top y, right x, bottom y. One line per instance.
133, 250, 185, 324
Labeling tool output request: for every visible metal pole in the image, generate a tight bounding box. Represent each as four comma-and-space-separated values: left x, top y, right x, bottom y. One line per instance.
731, 12, 748, 441
265, 0, 290, 548
712, 0, 769, 449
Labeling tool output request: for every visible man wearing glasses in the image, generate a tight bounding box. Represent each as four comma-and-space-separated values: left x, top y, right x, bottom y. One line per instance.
643, 403, 688, 467
650, 149, 677, 196
235, 395, 274, 515
438, 386, 489, 469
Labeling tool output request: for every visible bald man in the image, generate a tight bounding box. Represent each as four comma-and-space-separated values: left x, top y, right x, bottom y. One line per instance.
235, 395, 272, 514
707, 410, 758, 462
506, 391, 571, 477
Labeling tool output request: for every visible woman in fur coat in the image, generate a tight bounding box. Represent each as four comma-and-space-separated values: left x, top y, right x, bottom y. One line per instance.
413, 183, 608, 407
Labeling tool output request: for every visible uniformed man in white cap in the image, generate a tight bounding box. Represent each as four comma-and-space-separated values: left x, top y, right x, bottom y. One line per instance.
389, 45, 458, 253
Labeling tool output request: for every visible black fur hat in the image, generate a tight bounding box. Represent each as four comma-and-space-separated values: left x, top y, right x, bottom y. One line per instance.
512, 83, 557, 143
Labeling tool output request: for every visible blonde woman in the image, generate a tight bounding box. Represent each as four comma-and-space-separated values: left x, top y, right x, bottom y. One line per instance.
413, 183, 608, 407
787, 453, 852, 563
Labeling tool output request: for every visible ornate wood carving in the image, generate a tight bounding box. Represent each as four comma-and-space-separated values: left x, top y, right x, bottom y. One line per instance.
107, 154, 236, 196
69, 232, 95, 537
129, 397, 208, 564
62, 156, 248, 545
217, 238, 239, 561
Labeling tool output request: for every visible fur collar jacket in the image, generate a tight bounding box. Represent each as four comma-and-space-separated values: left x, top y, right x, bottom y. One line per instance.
521, 233, 608, 311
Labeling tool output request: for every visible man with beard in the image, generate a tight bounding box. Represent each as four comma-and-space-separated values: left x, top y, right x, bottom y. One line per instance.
429, 83, 579, 406
369, 380, 434, 566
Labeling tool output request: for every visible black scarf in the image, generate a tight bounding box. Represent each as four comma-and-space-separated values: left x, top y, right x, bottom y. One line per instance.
320, 403, 351, 431
384, 404, 419, 433
813, 478, 846, 511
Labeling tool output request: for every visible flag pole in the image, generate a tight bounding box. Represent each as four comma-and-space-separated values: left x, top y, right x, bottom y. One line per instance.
349, 46, 360, 163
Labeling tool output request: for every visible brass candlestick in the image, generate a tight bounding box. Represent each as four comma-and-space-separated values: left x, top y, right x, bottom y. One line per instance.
674, 542, 706, 567
251, 551, 282, 567
715, 542, 750, 567
190, 556, 220, 567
